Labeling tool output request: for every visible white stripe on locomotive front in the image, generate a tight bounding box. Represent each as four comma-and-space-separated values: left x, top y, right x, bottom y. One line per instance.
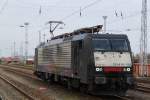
94, 52, 132, 67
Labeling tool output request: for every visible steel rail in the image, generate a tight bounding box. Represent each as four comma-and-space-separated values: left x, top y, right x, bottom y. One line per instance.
136, 84, 150, 93
0, 74, 35, 100
4, 68, 38, 80
0, 64, 33, 70
114, 95, 132, 100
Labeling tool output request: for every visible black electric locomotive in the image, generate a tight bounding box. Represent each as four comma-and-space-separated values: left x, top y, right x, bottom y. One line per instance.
34, 25, 134, 95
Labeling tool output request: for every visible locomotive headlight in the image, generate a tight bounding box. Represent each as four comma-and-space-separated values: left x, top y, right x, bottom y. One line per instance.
127, 68, 131, 72
96, 68, 103, 72
123, 68, 131, 72
99, 68, 103, 71
96, 68, 100, 71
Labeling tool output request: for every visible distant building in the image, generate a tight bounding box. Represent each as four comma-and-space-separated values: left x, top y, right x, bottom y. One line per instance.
26, 57, 34, 65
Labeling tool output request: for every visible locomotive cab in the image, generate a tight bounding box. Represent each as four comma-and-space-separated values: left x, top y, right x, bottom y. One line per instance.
90, 34, 134, 95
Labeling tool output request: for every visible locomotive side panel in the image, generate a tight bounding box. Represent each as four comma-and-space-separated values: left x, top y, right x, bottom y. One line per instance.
84, 35, 95, 85
78, 35, 95, 84
72, 41, 82, 79
34, 48, 38, 70
37, 41, 73, 77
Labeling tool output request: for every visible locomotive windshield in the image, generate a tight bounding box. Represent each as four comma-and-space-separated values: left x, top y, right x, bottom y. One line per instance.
93, 39, 129, 51
93, 39, 111, 50
111, 39, 128, 51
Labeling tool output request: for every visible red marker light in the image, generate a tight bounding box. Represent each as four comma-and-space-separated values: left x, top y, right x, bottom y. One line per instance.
104, 67, 123, 73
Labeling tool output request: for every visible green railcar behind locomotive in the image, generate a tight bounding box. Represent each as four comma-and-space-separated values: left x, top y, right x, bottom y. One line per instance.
34, 25, 134, 95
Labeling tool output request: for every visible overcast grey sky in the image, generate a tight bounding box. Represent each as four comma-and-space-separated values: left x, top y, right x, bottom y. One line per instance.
0, 0, 150, 57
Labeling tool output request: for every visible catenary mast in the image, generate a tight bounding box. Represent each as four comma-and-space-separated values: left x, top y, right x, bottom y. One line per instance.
140, 0, 148, 76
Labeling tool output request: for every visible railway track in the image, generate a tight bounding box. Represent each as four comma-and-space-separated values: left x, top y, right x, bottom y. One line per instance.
3, 67, 38, 80
0, 64, 133, 100
0, 64, 33, 70
0, 65, 39, 84
114, 95, 132, 100
0, 64, 33, 76
3, 70, 132, 100
0, 74, 35, 100
0, 66, 54, 100
136, 83, 150, 93
136, 77, 150, 84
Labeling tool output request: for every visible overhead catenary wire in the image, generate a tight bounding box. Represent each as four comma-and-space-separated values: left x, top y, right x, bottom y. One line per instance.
109, 9, 150, 25
18, 0, 149, 37
59, 0, 150, 34
38, 0, 102, 31
59, 0, 148, 26
39, 9, 149, 33
61, 0, 102, 21
15, 0, 147, 33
